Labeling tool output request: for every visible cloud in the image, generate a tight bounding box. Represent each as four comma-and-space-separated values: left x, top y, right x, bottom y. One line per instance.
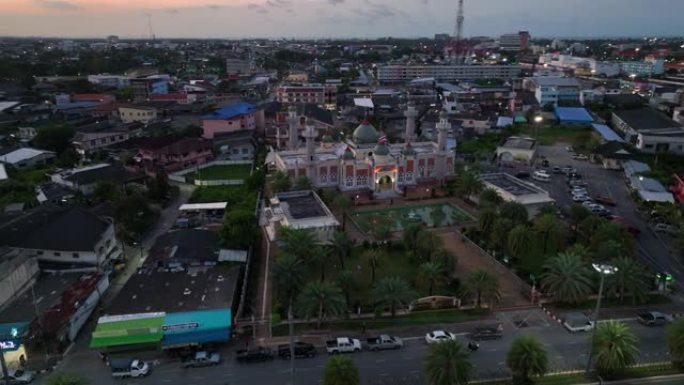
257, 8, 269, 14
247, 3, 259, 10
328, 0, 345, 4
351, 2, 409, 20
166, 8, 179, 14
206, 4, 222, 10
265, 0, 291, 8
33, 0, 80, 11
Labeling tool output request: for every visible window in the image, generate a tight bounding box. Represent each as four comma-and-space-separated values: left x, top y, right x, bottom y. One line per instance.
54, 252, 61, 257
72, 253, 80, 258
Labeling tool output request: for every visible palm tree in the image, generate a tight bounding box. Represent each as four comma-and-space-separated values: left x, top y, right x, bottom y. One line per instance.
332, 194, 352, 231
420, 261, 445, 296
478, 208, 498, 235
417, 231, 443, 262
593, 320, 639, 377
606, 257, 650, 304
507, 224, 533, 259
322, 356, 360, 385
490, 218, 514, 255
311, 247, 333, 282
272, 171, 291, 192
462, 269, 501, 308
330, 231, 352, 269
540, 252, 593, 304
297, 281, 347, 329
336, 270, 358, 311
362, 248, 384, 284
403, 223, 424, 259
533, 214, 563, 255
279, 227, 317, 263
372, 276, 417, 317
272, 254, 307, 380
506, 336, 549, 384
577, 215, 607, 245
478, 188, 504, 209
425, 340, 473, 385
454, 169, 484, 201
499, 201, 528, 224
666, 318, 684, 367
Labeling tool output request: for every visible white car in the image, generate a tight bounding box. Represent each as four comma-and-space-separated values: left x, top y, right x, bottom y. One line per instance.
563, 313, 594, 333
576, 154, 589, 161
573, 194, 591, 202
582, 200, 596, 208
425, 330, 456, 344
571, 187, 588, 195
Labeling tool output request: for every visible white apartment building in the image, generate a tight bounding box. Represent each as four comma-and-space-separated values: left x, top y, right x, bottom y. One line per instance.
276, 84, 326, 104
87, 74, 130, 89
377, 64, 521, 83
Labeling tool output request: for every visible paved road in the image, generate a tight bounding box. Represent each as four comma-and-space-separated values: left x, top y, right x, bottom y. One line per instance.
48, 310, 669, 385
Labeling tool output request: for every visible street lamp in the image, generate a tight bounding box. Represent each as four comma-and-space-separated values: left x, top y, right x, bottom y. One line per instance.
585, 263, 618, 375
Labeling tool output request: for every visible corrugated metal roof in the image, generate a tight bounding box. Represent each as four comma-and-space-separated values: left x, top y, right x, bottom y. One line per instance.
202, 102, 256, 120
591, 123, 625, 142
554, 107, 593, 123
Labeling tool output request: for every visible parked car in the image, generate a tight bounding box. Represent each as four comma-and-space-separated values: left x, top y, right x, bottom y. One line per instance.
573, 194, 591, 202
469, 324, 503, 341
582, 200, 597, 208
562, 166, 575, 174
566, 146, 574, 152
515, 171, 531, 179
637, 311, 673, 326
183, 351, 221, 368
425, 330, 456, 344
563, 312, 594, 333
326, 337, 362, 354
568, 180, 588, 187
110, 358, 151, 379
278, 342, 317, 358
552, 166, 563, 174
236, 347, 274, 363
654, 223, 678, 235
593, 195, 616, 206
576, 154, 589, 160
1, 370, 36, 384
571, 187, 588, 195
366, 335, 404, 351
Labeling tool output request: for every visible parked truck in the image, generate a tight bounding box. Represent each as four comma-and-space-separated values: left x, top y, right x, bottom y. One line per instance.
325, 337, 362, 354
110, 358, 151, 379
366, 335, 404, 351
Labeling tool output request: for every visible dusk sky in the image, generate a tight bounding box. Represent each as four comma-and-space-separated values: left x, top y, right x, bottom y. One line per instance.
0, 0, 681, 39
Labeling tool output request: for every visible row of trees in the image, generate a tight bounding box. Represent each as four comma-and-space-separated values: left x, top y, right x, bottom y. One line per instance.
324, 318, 684, 385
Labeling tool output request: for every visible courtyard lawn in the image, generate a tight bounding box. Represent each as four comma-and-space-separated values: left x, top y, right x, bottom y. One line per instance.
189, 185, 257, 207
350, 203, 474, 234
514, 125, 593, 145
187, 164, 252, 181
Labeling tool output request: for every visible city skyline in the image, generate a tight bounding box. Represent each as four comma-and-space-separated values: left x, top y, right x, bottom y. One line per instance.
0, 0, 682, 39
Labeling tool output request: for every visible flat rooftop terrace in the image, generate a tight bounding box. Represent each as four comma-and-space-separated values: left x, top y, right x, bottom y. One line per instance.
480, 173, 545, 196
277, 191, 328, 219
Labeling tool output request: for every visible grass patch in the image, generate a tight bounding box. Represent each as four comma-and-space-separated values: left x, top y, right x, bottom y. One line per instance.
186, 164, 251, 181
12, 166, 54, 184
551, 293, 671, 311
272, 308, 490, 336
514, 125, 592, 145
189, 185, 257, 206
350, 203, 474, 234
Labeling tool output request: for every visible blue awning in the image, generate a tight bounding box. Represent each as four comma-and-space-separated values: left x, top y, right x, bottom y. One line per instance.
161, 309, 231, 347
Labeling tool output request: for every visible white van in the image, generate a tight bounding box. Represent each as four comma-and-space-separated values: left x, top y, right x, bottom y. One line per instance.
532, 170, 550, 182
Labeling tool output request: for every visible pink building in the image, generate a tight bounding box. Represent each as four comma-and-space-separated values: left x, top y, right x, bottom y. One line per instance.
202, 102, 260, 139
133, 137, 214, 172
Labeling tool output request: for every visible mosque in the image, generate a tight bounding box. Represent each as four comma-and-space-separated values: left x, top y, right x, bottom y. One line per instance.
273, 102, 456, 196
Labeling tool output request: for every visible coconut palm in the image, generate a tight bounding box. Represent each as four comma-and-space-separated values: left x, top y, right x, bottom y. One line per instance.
578, 215, 607, 244
279, 227, 318, 263
403, 223, 425, 259
372, 276, 417, 317
666, 318, 684, 367
540, 252, 593, 304
362, 248, 385, 284
336, 270, 358, 311
499, 201, 528, 225
462, 269, 501, 308
533, 214, 564, 255
322, 356, 360, 385
507, 224, 533, 259
591, 222, 635, 257
330, 231, 352, 269
478, 188, 504, 209
606, 257, 651, 304
272, 254, 307, 379
297, 281, 346, 329
490, 218, 514, 255
425, 339, 473, 385
272, 171, 291, 192
593, 320, 639, 377
454, 169, 484, 200
420, 261, 445, 296
332, 194, 352, 231
506, 336, 549, 384
478, 209, 499, 235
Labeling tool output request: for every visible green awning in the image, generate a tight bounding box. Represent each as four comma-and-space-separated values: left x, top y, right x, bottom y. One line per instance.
90, 313, 165, 349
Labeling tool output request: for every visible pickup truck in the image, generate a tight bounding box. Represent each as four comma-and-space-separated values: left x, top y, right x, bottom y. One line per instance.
1, 369, 36, 384
277, 342, 317, 358
236, 347, 274, 363
366, 334, 404, 351
182, 351, 221, 368
325, 337, 362, 354
469, 324, 503, 341
110, 358, 151, 379
637, 311, 672, 326
593, 195, 616, 206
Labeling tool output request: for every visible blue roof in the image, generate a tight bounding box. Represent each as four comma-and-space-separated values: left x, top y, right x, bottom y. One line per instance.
162, 309, 231, 346
203, 102, 256, 120
554, 107, 594, 123
591, 123, 625, 143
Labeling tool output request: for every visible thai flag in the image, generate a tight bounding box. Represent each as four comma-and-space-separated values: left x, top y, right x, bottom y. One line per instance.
378, 135, 388, 145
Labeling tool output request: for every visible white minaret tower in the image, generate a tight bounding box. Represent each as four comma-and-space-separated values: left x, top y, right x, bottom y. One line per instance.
435, 110, 451, 180
287, 105, 298, 150
404, 101, 417, 143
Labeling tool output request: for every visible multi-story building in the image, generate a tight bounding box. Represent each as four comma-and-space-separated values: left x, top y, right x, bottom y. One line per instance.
528, 77, 581, 106
73, 130, 130, 154
118, 105, 158, 124
499, 31, 530, 52
621, 56, 665, 77
132, 137, 214, 172
129, 78, 169, 102
612, 107, 684, 153
87, 74, 130, 89
276, 84, 326, 104
202, 102, 260, 139
376, 64, 521, 84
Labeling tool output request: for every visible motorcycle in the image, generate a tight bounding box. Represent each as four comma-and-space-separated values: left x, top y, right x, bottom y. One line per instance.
467, 342, 479, 352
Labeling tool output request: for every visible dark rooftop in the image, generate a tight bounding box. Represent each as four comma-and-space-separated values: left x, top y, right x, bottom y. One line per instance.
146, 229, 221, 268
63, 163, 143, 186
106, 265, 240, 315
613, 107, 682, 131
501, 136, 535, 150
278, 192, 327, 219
